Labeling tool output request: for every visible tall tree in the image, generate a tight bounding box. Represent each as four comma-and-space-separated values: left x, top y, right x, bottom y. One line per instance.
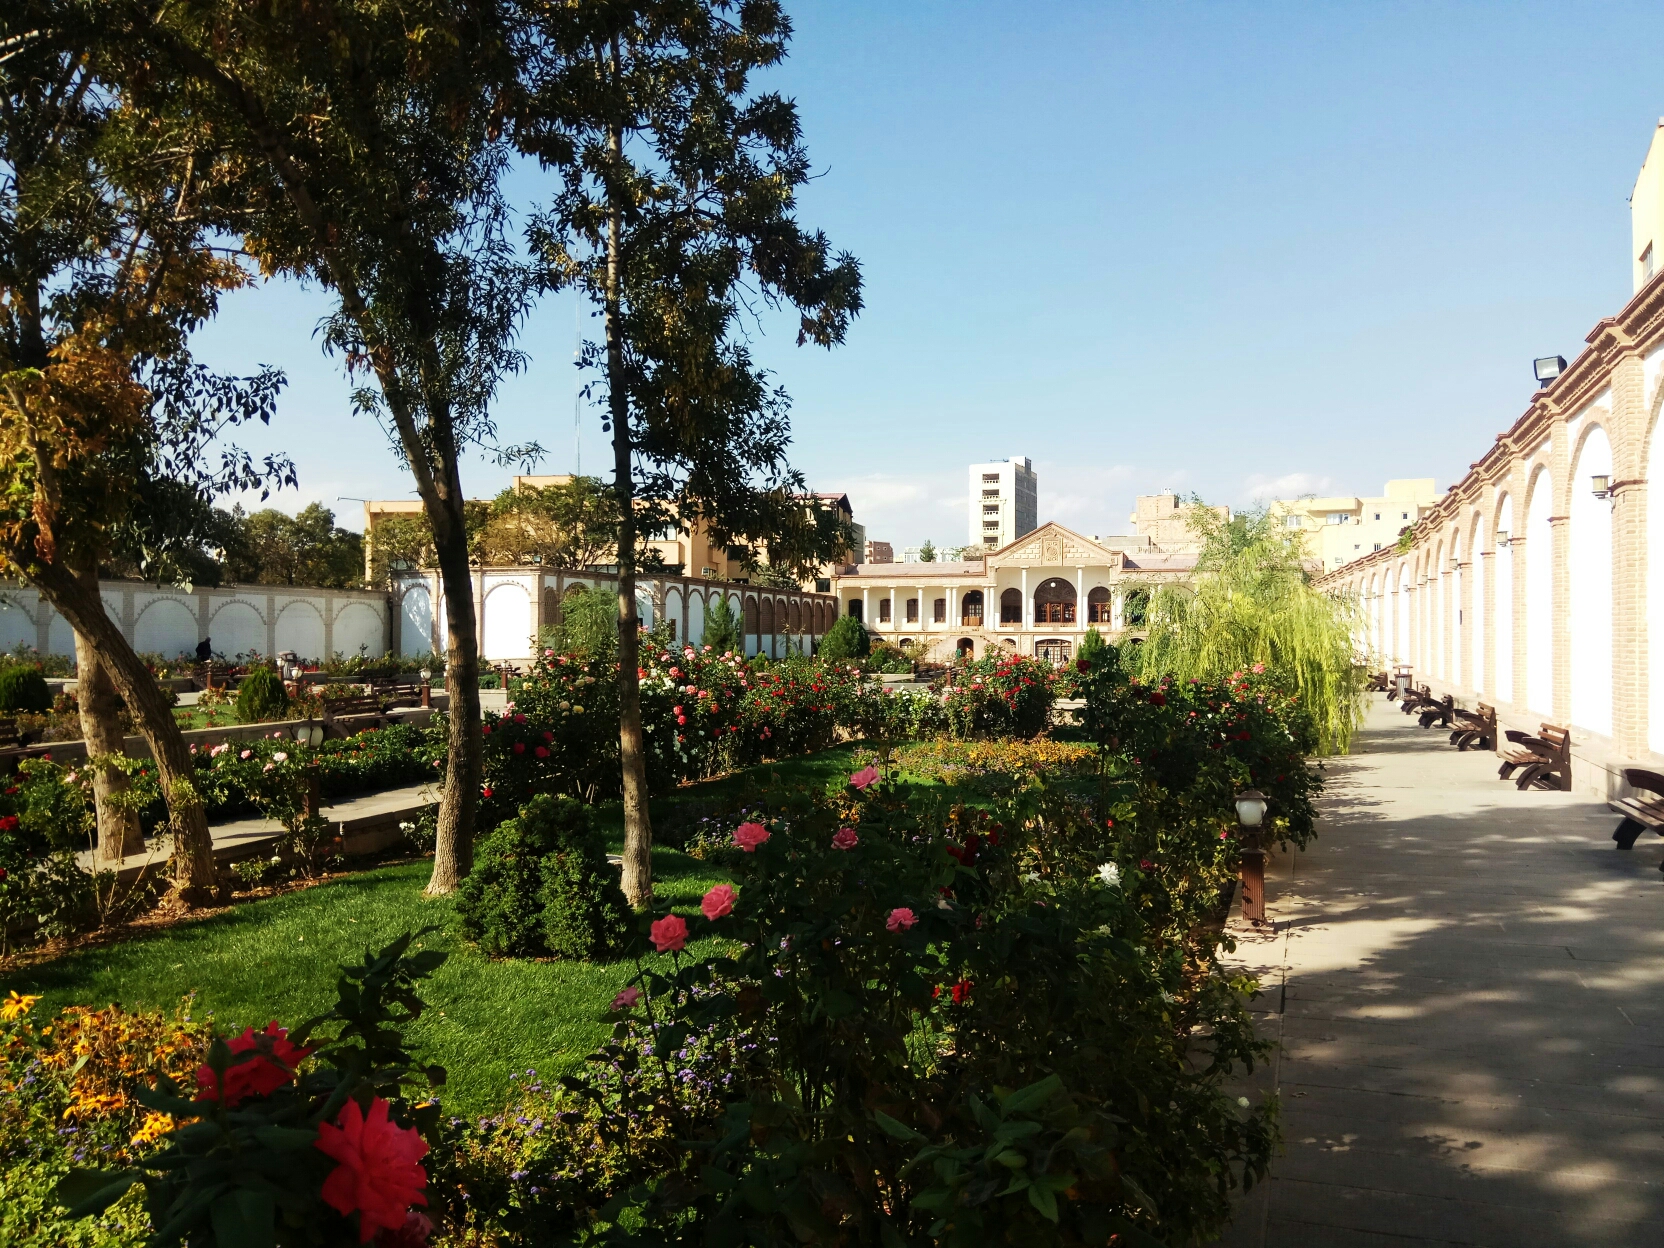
120, 0, 535, 892
522, 1, 862, 905
1132, 503, 1367, 753
0, 3, 282, 887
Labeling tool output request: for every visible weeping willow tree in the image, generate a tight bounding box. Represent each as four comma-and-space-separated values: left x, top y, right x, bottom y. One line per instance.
1131, 503, 1367, 754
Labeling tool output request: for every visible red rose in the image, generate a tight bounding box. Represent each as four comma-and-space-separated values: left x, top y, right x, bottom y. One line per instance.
0, 815, 17, 832
195, 1021, 314, 1106
1149, 691, 1166, 707
315, 1096, 429, 1242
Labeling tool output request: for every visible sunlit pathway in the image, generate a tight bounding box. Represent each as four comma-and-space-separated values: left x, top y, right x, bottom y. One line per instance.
1214, 696, 1664, 1247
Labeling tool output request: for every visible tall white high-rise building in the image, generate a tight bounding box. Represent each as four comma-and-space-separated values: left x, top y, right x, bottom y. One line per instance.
968, 456, 1037, 550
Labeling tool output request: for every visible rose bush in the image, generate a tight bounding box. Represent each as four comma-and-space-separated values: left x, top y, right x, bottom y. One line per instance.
55, 932, 449, 1247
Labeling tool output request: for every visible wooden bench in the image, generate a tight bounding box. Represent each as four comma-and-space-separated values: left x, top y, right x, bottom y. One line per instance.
1399, 683, 1435, 716
1448, 702, 1496, 752
1365, 671, 1391, 693
370, 680, 431, 709
1498, 723, 1571, 791
1417, 693, 1455, 730
322, 695, 386, 737
1611, 768, 1664, 853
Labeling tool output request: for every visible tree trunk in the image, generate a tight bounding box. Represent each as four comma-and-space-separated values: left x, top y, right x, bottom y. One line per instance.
606, 103, 653, 910
31, 562, 217, 900
72, 563, 143, 865
425, 502, 481, 894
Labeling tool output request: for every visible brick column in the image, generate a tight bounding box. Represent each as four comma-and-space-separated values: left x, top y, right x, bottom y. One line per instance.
1510, 462, 1530, 712
1458, 554, 1473, 693
1549, 416, 1573, 724
1608, 352, 1648, 757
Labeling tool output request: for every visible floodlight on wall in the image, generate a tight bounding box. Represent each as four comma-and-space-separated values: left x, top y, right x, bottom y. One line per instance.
1533, 355, 1567, 387
1591, 474, 1611, 499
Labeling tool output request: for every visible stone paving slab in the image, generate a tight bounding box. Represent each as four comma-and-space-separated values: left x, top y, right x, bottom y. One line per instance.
1211, 696, 1664, 1247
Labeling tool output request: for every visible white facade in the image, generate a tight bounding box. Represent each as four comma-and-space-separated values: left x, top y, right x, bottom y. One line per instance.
968, 456, 1038, 551
0, 580, 392, 665
832, 522, 1193, 665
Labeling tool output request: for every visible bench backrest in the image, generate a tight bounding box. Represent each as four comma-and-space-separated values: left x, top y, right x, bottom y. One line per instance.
1476, 702, 1495, 719
1538, 724, 1570, 751
325, 696, 383, 717
1623, 767, 1664, 799
0, 717, 18, 747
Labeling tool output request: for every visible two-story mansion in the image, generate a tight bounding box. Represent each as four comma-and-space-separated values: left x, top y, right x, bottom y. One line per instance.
829, 523, 1197, 663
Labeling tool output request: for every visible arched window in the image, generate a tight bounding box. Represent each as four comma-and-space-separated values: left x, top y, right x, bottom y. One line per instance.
847, 598, 862, 622
743, 596, 759, 637
789, 600, 801, 633
956, 637, 975, 658
1033, 578, 1076, 624
961, 590, 984, 624
760, 597, 774, 636
1036, 638, 1071, 663
999, 587, 1022, 624
1087, 586, 1111, 623
878, 598, 892, 623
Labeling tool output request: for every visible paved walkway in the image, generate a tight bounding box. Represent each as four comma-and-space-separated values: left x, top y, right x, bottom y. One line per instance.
76, 781, 438, 875
1215, 695, 1664, 1247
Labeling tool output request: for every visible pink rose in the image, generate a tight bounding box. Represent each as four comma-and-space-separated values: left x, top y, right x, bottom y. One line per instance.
831, 828, 859, 851
886, 907, 918, 932
240, 749, 252, 760
649, 914, 688, 953
701, 884, 737, 920
849, 765, 880, 790
733, 822, 770, 853
611, 986, 641, 1011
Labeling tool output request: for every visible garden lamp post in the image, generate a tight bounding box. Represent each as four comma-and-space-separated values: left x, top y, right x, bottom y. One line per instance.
1235, 788, 1270, 925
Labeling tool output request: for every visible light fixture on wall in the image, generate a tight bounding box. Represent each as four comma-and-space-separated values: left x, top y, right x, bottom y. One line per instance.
1533, 355, 1567, 387
1591, 474, 1611, 499
1495, 530, 1509, 548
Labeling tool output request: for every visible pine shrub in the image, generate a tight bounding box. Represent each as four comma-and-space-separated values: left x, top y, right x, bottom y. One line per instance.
457, 794, 632, 960
234, 665, 289, 723
819, 614, 869, 662
0, 665, 51, 714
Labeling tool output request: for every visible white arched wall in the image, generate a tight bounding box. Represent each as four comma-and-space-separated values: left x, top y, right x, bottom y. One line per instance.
1395, 561, 1409, 667
1432, 541, 1445, 680
1450, 532, 1463, 688
1525, 468, 1554, 715
481, 583, 533, 661
399, 586, 434, 657
1468, 513, 1485, 696
1653, 410, 1664, 752
134, 598, 198, 658
1495, 494, 1513, 704
1569, 427, 1614, 736
276, 602, 326, 661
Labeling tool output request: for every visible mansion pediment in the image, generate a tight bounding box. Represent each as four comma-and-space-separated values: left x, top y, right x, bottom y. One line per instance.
989, 523, 1123, 568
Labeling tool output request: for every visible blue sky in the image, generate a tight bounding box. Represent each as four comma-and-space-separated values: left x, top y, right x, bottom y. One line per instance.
192, 0, 1664, 550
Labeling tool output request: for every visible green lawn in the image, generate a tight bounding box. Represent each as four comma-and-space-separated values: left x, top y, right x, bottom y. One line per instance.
1, 846, 729, 1119
0, 741, 970, 1118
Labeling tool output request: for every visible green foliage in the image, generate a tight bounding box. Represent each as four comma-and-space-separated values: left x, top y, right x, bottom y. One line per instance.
0, 665, 52, 713
540, 587, 617, 664
218, 503, 364, 590
936, 652, 1058, 738
232, 665, 288, 724
477, 477, 630, 569
56, 932, 448, 1248
457, 795, 632, 960
818, 613, 870, 662
577, 768, 1277, 1245
866, 639, 913, 674
917, 539, 936, 562
1131, 503, 1366, 753
700, 595, 742, 656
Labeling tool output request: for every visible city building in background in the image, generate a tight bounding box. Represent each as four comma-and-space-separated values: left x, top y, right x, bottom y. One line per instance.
1269, 479, 1443, 573
968, 456, 1037, 550
863, 539, 894, 564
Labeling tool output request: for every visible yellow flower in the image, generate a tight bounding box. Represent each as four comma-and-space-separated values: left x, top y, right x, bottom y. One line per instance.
129, 1111, 175, 1148
0, 991, 41, 1022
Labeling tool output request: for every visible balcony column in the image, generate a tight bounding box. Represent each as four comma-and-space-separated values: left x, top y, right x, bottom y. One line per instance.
1075, 566, 1083, 629
1020, 566, 1029, 629
861, 586, 869, 626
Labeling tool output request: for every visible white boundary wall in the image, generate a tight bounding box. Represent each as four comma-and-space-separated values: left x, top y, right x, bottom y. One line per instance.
0, 580, 391, 665
392, 569, 837, 663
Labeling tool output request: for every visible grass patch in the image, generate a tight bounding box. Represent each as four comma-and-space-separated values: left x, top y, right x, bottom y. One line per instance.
1, 846, 730, 1119
0, 740, 1043, 1119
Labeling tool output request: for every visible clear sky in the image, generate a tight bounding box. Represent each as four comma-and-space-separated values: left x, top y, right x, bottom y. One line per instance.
190, 0, 1664, 550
